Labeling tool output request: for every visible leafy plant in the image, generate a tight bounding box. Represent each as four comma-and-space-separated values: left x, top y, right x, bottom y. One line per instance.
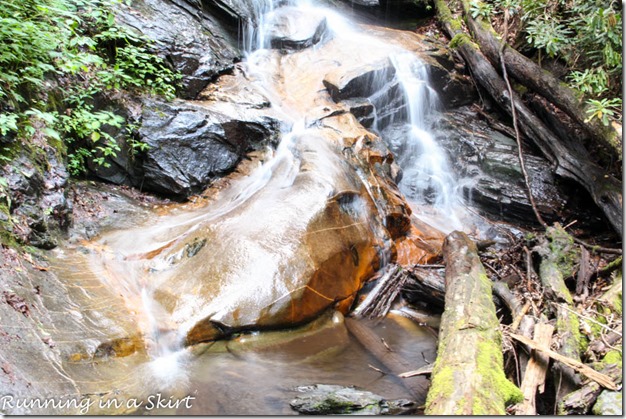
0, 0, 179, 175
470, 0, 495, 18
486, 0, 622, 124
585, 98, 622, 126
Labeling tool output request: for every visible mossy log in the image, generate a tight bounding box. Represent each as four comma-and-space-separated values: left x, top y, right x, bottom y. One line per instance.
433, 0, 623, 237
536, 225, 582, 400
459, 0, 622, 159
425, 231, 523, 415
597, 274, 623, 316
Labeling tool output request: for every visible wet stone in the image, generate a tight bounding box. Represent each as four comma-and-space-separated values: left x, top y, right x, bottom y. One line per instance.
289, 384, 416, 415
265, 6, 330, 51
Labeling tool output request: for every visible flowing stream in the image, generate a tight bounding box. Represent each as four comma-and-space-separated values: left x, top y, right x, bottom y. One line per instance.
48, 0, 488, 414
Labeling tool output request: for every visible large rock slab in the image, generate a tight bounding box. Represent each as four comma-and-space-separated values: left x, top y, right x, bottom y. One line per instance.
90, 70, 283, 198
116, 0, 240, 98
264, 6, 329, 51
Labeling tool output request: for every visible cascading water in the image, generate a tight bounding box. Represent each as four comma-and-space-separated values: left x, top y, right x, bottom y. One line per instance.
381, 53, 464, 231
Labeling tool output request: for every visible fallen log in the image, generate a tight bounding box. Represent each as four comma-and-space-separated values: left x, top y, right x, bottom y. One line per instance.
535, 225, 583, 399
459, 0, 622, 159
344, 318, 430, 405
515, 322, 554, 415
425, 231, 523, 415
401, 266, 446, 310
432, 0, 623, 236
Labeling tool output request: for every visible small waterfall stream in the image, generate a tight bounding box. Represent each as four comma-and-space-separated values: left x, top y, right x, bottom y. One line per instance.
49, 0, 485, 414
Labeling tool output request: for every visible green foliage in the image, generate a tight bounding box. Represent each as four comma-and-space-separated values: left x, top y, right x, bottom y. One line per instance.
0, 0, 180, 174
470, 0, 494, 18
585, 98, 622, 127
485, 0, 622, 125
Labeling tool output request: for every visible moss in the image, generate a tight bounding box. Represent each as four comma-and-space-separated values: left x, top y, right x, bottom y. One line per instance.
545, 224, 579, 279
555, 309, 582, 359
603, 350, 622, 368
476, 341, 524, 409
449, 33, 473, 49
425, 364, 459, 412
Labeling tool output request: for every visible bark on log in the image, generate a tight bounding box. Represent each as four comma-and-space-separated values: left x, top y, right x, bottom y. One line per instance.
352, 264, 406, 318
425, 231, 523, 415
460, 0, 622, 158
402, 267, 446, 310
515, 323, 554, 415
344, 318, 430, 405
433, 0, 623, 236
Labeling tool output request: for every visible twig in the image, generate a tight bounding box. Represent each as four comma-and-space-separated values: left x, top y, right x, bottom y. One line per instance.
368, 364, 387, 374
510, 301, 531, 332
508, 333, 618, 390
399, 364, 433, 378
554, 302, 622, 337
571, 236, 622, 255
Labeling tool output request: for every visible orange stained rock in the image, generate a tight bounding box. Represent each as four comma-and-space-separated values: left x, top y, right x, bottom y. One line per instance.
395, 222, 445, 267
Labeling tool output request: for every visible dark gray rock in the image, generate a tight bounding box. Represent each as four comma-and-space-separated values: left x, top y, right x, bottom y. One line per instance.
423, 107, 569, 225
265, 6, 330, 51
290, 384, 416, 415
116, 0, 240, 99
137, 98, 281, 197
2, 149, 71, 249
343, 98, 375, 128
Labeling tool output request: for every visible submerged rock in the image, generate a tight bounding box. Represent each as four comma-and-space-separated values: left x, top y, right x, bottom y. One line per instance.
265, 6, 330, 51
290, 384, 416, 415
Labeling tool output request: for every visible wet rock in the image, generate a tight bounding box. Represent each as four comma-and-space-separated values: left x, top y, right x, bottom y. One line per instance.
265, 6, 330, 51
423, 50, 477, 109
1, 148, 71, 249
290, 384, 416, 415
342, 99, 375, 128
116, 0, 239, 99
427, 108, 568, 225
137, 96, 281, 198
592, 390, 622, 415
324, 58, 396, 102
0, 244, 145, 414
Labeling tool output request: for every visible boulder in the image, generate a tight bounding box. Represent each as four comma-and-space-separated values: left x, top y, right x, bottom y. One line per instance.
137, 97, 282, 197
592, 391, 622, 415
264, 6, 330, 51
116, 0, 240, 99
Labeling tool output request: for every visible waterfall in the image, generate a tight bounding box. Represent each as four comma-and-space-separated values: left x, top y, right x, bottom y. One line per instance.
386, 53, 461, 224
